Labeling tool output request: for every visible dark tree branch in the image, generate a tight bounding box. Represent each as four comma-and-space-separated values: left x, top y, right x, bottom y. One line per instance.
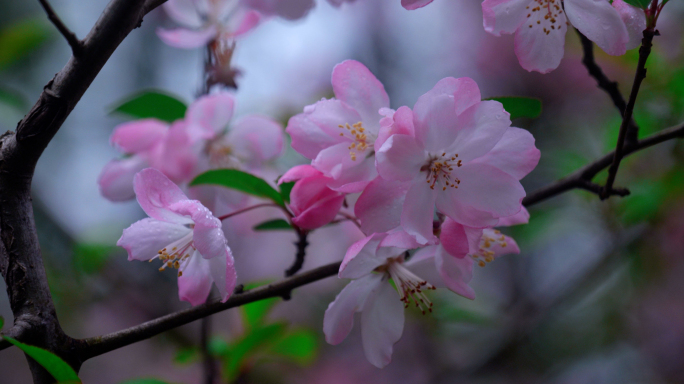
38, 0, 84, 56
576, 29, 639, 145
0, 0, 166, 382
200, 317, 217, 384
601, 29, 656, 199
523, 122, 684, 207
285, 229, 309, 278
78, 262, 341, 360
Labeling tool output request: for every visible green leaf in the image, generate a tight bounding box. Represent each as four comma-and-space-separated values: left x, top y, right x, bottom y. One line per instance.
222, 323, 288, 382
0, 316, 4, 329
0, 86, 26, 112
111, 90, 187, 123
268, 329, 318, 365
279, 182, 295, 203
191, 169, 284, 206
0, 18, 52, 69
242, 297, 279, 329
3, 337, 80, 383
118, 379, 179, 384
208, 337, 231, 357
253, 219, 293, 231
487, 96, 542, 119
622, 0, 650, 8
173, 347, 199, 365
72, 243, 114, 275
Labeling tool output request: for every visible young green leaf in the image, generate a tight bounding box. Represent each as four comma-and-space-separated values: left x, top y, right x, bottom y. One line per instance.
73, 243, 114, 275
253, 219, 293, 231
279, 182, 295, 203
487, 96, 542, 119
0, 18, 52, 69
191, 169, 284, 206
111, 90, 187, 123
242, 297, 280, 329
173, 347, 199, 365
268, 329, 318, 365
0, 316, 4, 329
3, 337, 81, 383
222, 323, 288, 382
622, 0, 650, 8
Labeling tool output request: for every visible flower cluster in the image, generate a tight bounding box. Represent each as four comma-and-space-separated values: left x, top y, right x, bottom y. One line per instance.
285, 60, 540, 366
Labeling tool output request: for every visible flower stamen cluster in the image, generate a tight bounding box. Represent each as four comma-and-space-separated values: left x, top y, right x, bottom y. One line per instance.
422, 152, 462, 191
384, 257, 436, 314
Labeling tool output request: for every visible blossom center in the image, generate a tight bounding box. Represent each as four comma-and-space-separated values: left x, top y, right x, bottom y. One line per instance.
338, 122, 374, 161
524, 0, 566, 35
471, 229, 507, 267
206, 138, 242, 169
420, 152, 462, 191
154, 231, 195, 277
384, 258, 436, 314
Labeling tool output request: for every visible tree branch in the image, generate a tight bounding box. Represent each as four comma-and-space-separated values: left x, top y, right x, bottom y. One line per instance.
576, 29, 639, 145
285, 230, 309, 278
78, 261, 341, 360
523, 121, 684, 207
38, 0, 84, 56
601, 29, 656, 199
0, 0, 166, 381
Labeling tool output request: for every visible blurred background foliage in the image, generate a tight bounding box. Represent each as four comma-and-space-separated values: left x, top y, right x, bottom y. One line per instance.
0, 0, 683, 383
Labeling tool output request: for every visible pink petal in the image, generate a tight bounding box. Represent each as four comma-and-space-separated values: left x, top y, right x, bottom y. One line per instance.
412, 94, 461, 153
565, 0, 628, 56
436, 196, 499, 229
313, 142, 372, 181
152, 121, 198, 183
612, 0, 646, 50
186, 92, 235, 140
435, 246, 476, 299
117, 218, 192, 261
340, 234, 388, 279
290, 175, 345, 230
232, 10, 262, 37
287, 99, 362, 160
227, 115, 284, 165
133, 168, 193, 223
439, 219, 470, 258
208, 250, 237, 302
482, 228, 521, 257
401, 0, 434, 10
98, 156, 147, 202
355, 177, 411, 235
482, 0, 531, 36
178, 252, 213, 306
376, 134, 426, 182
513, 10, 567, 73
166, 199, 225, 261
331, 60, 390, 127
279, 165, 321, 184
375, 106, 415, 151
156, 26, 218, 49
449, 100, 511, 163
471, 127, 540, 179
439, 162, 525, 219
360, 279, 405, 368
401, 181, 438, 245
380, 228, 424, 249
497, 206, 530, 226
324, 157, 376, 194
110, 119, 168, 154
413, 77, 482, 119
323, 274, 384, 345
163, 0, 204, 28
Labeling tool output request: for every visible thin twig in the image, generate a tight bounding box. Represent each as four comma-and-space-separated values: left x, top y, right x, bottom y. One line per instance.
576, 29, 639, 145
601, 29, 656, 199
523, 121, 684, 207
217, 203, 279, 221
200, 317, 216, 384
78, 261, 341, 360
285, 230, 310, 278
38, 0, 84, 56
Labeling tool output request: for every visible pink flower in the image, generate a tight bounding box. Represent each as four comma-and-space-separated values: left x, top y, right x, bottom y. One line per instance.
323, 227, 498, 367
365, 77, 538, 243
98, 119, 197, 201
117, 168, 236, 306
401, 0, 434, 10
286, 60, 392, 193
157, 0, 262, 49
279, 165, 345, 230
482, 0, 646, 73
